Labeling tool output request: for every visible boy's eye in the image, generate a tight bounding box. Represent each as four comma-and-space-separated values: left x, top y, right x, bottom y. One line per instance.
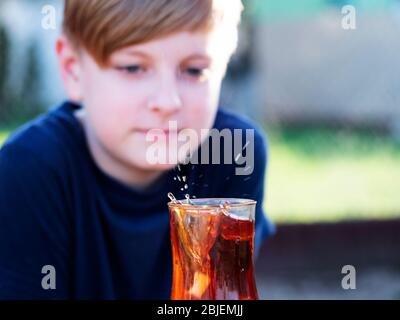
184, 67, 210, 82
186, 68, 204, 77
116, 65, 144, 74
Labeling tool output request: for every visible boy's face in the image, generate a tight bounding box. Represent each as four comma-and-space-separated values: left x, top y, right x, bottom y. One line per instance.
58, 31, 230, 172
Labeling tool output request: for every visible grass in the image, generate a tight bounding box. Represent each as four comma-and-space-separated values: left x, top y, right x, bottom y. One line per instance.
1, 123, 400, 224
0, 129, 10, 146
264, 127, 400, 224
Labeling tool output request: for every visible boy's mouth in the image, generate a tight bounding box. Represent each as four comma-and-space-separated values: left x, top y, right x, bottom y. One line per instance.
134, 128, 184, 135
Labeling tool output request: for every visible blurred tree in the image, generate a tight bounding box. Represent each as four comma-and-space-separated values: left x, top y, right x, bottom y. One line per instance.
225, 0, 255, 80
21, 41, 43, 118
0, 23, 10, 121
0, 31, 43, 125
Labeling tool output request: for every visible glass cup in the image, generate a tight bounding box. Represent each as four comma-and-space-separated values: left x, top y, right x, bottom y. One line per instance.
168, 198, 259, 300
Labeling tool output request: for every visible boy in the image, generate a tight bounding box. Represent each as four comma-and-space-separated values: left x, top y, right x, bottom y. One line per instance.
0, 0, 274, 299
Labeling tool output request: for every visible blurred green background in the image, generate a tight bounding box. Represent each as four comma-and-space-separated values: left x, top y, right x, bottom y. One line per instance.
266, 126, 400, 223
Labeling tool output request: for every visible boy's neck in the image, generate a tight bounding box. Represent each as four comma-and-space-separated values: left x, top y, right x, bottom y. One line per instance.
74, 109, 165, 191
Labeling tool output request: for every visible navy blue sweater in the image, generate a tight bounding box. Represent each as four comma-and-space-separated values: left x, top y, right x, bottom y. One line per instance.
0, 101, 274, 299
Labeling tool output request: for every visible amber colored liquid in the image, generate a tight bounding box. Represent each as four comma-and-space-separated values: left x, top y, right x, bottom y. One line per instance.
170, 208, 258, 300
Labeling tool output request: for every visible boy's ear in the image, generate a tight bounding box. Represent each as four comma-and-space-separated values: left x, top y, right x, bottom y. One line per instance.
56, 35, 83, 102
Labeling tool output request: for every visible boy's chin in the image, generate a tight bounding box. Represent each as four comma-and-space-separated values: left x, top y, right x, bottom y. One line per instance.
130, 152, 191, 172
135, 161, 180, 172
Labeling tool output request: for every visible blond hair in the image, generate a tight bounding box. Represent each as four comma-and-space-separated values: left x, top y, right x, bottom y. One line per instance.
63, 0, 243, 66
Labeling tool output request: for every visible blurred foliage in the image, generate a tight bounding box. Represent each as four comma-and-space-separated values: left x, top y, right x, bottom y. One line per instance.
0, 23, 44, 126
0, 23, 9, 115
0, 130, 7, 145
264, 126, 400, 224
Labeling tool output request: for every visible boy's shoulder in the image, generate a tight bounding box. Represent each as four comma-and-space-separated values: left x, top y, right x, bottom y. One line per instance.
0, 102, 81, 171
214, 108, 267, 146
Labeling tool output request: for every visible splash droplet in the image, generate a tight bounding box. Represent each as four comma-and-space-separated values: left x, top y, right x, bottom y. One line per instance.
167, 192, 177, 203
184, 194, 194, 205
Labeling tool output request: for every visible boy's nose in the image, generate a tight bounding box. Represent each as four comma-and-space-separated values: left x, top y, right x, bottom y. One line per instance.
147, 78, 183, 115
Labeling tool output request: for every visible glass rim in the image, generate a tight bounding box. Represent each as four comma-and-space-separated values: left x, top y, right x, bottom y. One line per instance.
167, 198, 257, 209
